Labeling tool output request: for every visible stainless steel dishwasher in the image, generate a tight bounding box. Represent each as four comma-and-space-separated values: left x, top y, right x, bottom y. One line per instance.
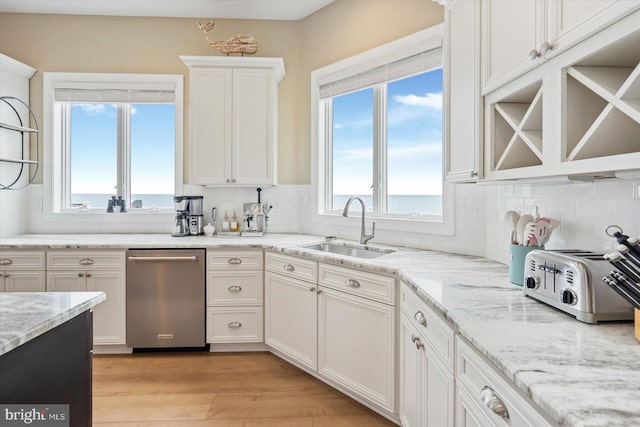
126, 249, 205, 349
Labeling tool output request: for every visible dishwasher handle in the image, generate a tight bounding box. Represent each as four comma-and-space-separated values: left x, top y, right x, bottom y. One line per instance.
127, 255, 199, 262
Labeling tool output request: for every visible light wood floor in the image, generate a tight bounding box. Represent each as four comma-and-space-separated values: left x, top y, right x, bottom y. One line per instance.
93, 351, 397, 426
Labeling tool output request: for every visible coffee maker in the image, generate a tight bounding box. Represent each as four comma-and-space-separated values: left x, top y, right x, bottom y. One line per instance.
172, 195, 204, 236
241, 203, 266, 236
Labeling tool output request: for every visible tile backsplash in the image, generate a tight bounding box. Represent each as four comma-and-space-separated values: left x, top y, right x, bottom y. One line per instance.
485, 178, 640, 264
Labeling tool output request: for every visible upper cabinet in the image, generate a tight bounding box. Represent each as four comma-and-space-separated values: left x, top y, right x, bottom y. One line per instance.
181, 56, 285, 186
482, 10, 640, 180
444, 0, 483, 182
481, 0, 640, 93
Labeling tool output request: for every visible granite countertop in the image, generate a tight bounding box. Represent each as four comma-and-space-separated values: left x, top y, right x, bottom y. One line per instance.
1, 233, 639, 426
0, 291, 106, 356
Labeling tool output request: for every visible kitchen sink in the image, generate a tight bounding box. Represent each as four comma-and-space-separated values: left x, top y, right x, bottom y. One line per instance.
301, 242, 395, 259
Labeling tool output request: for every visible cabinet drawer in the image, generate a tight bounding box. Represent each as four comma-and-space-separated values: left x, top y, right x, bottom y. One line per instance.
207, 270, 263, 306
207, 250, 263, 269
400, 283, 454, 370
0, 251, 45, 270
265, 252, 317, 283
318, 263, 395, 305
456, 337, 552, 427
206, 307, 263, 343
47, 250, 125, 270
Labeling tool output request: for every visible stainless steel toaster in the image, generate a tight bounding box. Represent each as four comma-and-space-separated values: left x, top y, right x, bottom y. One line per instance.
522, 249, 634, 323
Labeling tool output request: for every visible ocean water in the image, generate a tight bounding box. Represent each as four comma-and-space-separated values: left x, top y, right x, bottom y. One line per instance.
71, 194, 174, 209
334, 195, 442, 216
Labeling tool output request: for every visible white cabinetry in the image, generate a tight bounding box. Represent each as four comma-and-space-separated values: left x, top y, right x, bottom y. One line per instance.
481, 0, 640, 93
399, 283, 455, 427
181, 56, 285, 186
265, 252, 318, 370
455, 337, 552, 427
206, 250, 264, 344
265, 252, 397, 417
483, 9, 640, 180
46, 250, 126, 346
445, 0, 482, 181
0, 251, 45, 292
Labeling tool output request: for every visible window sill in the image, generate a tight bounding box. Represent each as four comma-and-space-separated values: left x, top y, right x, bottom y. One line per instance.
311, 211, 454, 236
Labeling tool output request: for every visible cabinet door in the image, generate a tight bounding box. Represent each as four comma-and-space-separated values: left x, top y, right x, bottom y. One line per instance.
233, 68, 275, 185
264, 272, 317, 370
424, 341, 455, 427
399, 314, 424, 427
445, 0, 482, 181
318, 287, 395, 412
2, 271, 46, 292
87, 271, 126, 345
189, 68, 233, 185
482, 0, 544, 92
546, 0, 639, 56
46, 271, 86, 292
456, 386, 493, 427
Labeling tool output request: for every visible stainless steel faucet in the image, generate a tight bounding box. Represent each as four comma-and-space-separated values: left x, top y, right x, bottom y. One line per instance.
342, 196, 375, 245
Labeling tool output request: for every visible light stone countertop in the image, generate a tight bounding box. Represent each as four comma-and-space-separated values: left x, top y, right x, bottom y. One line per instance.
1, 233, 639, 426
0, 291, 106, 356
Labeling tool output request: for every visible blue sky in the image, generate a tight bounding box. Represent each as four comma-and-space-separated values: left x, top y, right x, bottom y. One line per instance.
332, 69, 443, 196
70, 103, 175, 195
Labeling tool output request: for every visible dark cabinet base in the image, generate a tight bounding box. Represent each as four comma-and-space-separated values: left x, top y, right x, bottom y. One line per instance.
0, 310, 93, 426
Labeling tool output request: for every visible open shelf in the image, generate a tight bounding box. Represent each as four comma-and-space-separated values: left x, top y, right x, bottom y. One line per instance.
491, 81, 543, 171
564, 30, 640, 162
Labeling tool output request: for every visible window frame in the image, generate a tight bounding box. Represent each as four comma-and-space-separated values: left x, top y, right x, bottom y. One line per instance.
43, 72, 184, 218
310, 24, 454, 235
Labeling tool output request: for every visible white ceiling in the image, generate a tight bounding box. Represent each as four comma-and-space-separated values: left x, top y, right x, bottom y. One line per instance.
0, 0, 335, 20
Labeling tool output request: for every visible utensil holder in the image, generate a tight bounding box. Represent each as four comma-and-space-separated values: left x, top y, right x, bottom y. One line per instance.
509, 244, 542, 286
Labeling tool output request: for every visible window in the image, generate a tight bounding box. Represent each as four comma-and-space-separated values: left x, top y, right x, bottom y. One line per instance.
313, 25, 450, 230
44, 73, 183, 213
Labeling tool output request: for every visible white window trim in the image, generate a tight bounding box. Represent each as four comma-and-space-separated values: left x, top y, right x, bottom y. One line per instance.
310, 24, 454, 236
42, 72, 184, 221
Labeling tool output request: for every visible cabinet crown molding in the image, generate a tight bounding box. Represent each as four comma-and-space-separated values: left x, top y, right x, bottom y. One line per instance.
179, 56, 285, 82
0, 54, 36, 79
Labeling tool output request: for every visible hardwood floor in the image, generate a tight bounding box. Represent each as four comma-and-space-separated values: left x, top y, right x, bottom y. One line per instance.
92, 351, 397, 426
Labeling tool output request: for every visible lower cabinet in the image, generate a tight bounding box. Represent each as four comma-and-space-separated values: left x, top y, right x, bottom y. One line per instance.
265, 252, 397, 416
46, 250, 126, 346
399, 286, 455, 427
0, 250, 46, 292
455, 337, 552, 427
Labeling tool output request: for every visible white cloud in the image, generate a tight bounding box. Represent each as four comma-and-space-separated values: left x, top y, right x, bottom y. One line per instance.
335, 147, 373, 162
334, 117, 372, 131
131, 106, 138, 115
74, 103, 117, 116
394, 92, 442, 110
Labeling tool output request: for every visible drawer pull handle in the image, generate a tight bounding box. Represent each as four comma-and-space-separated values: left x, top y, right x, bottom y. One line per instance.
480, 386, 510, 421
0, 259, 13, 265
283, 263, 295, 271
228, 285, 243, 292
345, 279, 360, 288
79, 258, 95, 265
413, 311, 427, 327
228, 321, 242, 329
228, 258, 242, 265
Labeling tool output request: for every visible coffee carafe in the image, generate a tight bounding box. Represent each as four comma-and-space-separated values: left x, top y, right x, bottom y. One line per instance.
171, 196, 190, 237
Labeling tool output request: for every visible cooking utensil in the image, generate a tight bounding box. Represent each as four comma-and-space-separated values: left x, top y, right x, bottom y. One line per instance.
604, 252, 640, 283
503, 210, 520, 244
606, 225, 640, 259
516, 214, 533, 246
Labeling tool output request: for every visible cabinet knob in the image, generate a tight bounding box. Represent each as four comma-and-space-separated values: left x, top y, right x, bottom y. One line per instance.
228, 321, 242, 329
309, 286, 316, 292
345, 279, 360, 288
316, 288, 322, 294
226, 179, 230, 183
413, 311, 427, 327
540, 41, 552, 55
528, 49, 541, 61
0, 259, 13, 266
2, 273, 8, 278
480, 386, 510, 421
78, 273, 84, 277
283, 264, 295, 271
86, 273, 92, 278
231, 179, 236, 183
228, 285, 242, 292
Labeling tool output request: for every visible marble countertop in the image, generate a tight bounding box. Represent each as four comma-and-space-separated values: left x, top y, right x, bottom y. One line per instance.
1, 233, 639, 426
0, 291, 106, 356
